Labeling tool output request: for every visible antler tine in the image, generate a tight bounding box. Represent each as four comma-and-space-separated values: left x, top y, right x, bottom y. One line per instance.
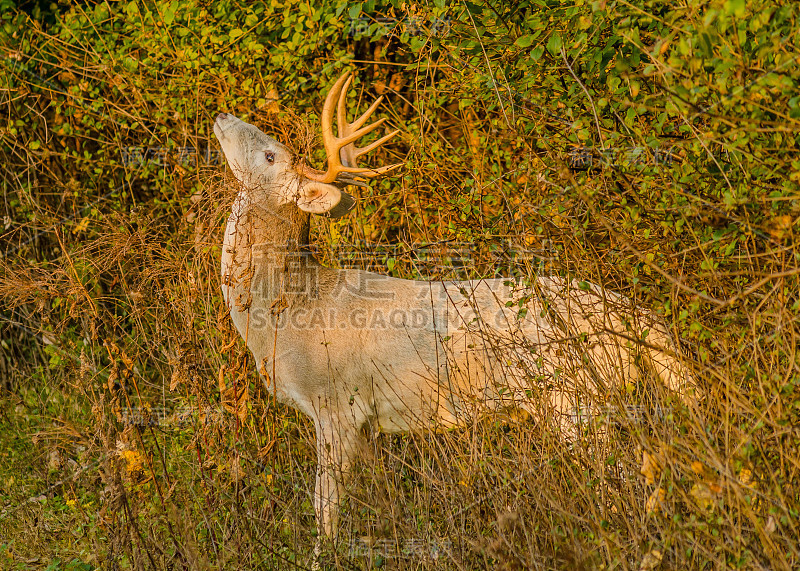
336, 74, 387, 146
352, 129, 401, 160
337, 76, 402, 181
319, 72, 350, 167
336, 75, 353, 141
301, 72, 402, 186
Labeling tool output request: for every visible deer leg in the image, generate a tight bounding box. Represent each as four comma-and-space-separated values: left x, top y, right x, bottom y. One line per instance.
312, 421, 360, 565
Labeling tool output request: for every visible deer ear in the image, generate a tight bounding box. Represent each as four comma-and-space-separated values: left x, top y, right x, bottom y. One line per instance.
296, 182, 355, 218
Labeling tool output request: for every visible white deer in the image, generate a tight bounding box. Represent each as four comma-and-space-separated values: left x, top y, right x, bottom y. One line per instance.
213, 72, 694, 560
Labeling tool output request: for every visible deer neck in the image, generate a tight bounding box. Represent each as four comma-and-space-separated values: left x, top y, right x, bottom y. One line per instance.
221, 189, 317, 311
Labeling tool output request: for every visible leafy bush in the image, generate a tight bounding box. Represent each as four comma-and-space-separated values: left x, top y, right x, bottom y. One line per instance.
1, 0, 798, 568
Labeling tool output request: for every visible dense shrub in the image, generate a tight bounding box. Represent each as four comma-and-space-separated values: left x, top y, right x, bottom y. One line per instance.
1, 0, 798, 568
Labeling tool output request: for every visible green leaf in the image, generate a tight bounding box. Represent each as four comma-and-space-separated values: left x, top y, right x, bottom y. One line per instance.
515, 34, 534, 48
724, 0, 746, 17
546, 32, 562, 55
348, 3, 362, 18
163, 2, 177, 24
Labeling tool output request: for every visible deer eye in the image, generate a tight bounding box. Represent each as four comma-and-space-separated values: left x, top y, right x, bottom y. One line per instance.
265, 151, 275, 164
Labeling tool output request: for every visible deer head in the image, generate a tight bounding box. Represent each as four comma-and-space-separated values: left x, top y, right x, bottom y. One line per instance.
213, 72, 401, 218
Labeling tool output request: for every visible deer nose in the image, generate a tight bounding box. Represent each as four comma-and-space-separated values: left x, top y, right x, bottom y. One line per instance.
217, 112, 230, 121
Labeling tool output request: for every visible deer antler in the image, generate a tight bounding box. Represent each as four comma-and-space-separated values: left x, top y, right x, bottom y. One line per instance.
300, 73, 402, 187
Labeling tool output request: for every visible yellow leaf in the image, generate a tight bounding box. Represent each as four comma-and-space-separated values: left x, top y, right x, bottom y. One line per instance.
638, 548, 663, 571
645, 488, 665, 515
218, 366, 226, 392
641, 451, 660, 485
119, 348, 135, 372
221, 379, 249, 423
72, 215, 91, 234
739, 468, 756, 489
230, 456, 246, 484
119, 449, 145, 475
765, 215, 794, 240
170, 366, 187, 391
765, 515, 777, 534
689, 482, 716, 510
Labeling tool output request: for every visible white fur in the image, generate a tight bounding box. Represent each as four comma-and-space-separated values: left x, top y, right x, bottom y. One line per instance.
212, 112, 695, 561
